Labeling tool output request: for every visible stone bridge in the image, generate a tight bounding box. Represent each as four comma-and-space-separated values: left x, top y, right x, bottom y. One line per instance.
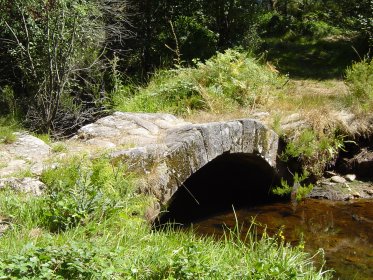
76, 112, 279, 220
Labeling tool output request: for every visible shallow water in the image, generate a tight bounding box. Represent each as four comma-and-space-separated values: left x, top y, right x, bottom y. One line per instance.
177, 199, 373, 280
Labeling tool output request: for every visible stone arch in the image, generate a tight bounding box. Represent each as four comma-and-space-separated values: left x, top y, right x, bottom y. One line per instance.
111, 119, 279, 221
160, 152, 279, 223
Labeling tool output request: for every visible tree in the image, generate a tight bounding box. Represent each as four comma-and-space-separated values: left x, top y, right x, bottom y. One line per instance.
0, 0, 130, 136
120, 0, 262, 77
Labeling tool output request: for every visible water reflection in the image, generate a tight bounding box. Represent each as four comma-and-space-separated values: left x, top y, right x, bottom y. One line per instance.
176, 199, 373, 280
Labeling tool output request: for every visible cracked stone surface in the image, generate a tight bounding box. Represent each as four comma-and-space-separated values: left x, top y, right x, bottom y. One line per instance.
309, 178, 373, 201
0, 177, 46, 196
0, 132, 51, 177
101, 114, 279, 221
72, 112, 190, 148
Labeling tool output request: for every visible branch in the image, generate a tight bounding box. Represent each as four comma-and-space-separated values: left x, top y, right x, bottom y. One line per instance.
20, 10, 37, 79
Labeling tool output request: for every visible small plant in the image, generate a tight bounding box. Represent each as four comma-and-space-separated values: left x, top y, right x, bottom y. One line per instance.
272, 178, 293, 197
281, 128, 347, 178
40, 156, 134, 232
0, 243, 105, 279
345, 58, 373, 108
166, 243, 214, 279
51, 142, 67, 153
272, 171, 314, 201
0, 117, 19, 144
281, 129, 317, 161
0, 85, 18, 117
271, 114, 283, 136
42, 170, 108, 232
0, 130, 16, 144
35, 133, 52, 145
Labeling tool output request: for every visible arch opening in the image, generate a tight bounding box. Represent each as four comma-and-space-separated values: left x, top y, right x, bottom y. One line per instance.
159, 153, 280, 225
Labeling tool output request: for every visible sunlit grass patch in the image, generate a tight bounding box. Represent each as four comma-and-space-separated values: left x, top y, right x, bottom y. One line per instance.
114, 49, 286, 116
0, 153, 332, 279
0, 117, 20, 144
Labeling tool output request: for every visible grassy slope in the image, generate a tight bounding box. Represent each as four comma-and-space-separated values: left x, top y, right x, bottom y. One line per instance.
0, 156, 331, 279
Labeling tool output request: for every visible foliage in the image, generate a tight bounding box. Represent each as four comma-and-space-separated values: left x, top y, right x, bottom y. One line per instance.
281, 129, 318, 161
0, 86, 18, 118
115, 49, 285, 115
272, 172, 314, 201
345, 58, 373, 106
0, 225, 331, 280
119, 0, 263, 77
0, 243, 104, 279
0, 188, 42, 231
281, 129, 346, 177
40, 156, 133, 232
0, 154, 331, 279
0, 117, 19, 144
356, 0, 373, 46
272, 178, 293, 197
51, 142, 68, 153
0, 0, 128, 136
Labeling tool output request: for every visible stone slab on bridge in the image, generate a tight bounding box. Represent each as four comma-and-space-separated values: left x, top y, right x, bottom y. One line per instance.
0, 112, 279, 219
75, 112, 279, 220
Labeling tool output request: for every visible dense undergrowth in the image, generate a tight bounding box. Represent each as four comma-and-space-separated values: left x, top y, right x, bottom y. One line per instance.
114, 49, 286, 115
0, 156, 331, 279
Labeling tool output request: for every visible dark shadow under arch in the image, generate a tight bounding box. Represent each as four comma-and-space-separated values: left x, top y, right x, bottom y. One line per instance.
159, 152, 280, 225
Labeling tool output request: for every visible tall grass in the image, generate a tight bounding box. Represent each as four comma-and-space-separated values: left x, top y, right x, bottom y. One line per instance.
0, 155, 332, 279
0, 117, 20, 144
114, 49, 286, 115
345, 58, 373, 110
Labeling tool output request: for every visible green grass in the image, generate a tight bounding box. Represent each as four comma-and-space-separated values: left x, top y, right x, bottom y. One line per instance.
0, 155, 332, 279
0, 117, 20, 144
345, 57, 373, 111
51, 142, 68, 153
114, 49, 286, 115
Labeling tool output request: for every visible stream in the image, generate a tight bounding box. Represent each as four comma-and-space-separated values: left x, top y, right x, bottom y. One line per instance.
164, 199, 373, 280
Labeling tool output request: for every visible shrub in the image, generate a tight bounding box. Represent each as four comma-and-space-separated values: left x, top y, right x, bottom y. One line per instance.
115, 49, 285, 115
302, 20, 342, 38
0, 85, 18, 118
40, 156, 132, 232
0, 243, 105, 279
281, 129, 346, 178
345, 58, 373, 102
0, 0, 127, 136
272, 172, 314, 201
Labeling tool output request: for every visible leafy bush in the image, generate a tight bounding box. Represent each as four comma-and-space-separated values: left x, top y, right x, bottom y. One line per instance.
272, 172, 314, 201
0, 243, 105, 279
173, 16, 219, 62
115, 49, 285, 115
302, 20, 342, 38
0, 86, 18, 118
40, 157, 131, 232
345, 58, 373, 103
259, 12, 289, 37
281, 129, 346, 177
42, 171, 109, 232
